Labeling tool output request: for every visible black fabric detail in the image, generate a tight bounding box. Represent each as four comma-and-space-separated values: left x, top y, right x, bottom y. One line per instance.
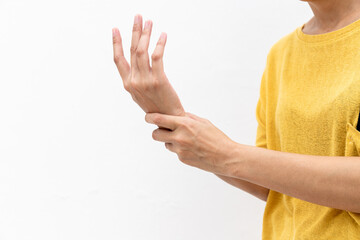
357, 111, 360, 132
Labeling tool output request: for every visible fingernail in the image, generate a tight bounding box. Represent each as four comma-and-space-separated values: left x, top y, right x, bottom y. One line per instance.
145, 20, 151, 29
134, 15, 140, 24
160, 32, 166, 40
112, 28, 116, 37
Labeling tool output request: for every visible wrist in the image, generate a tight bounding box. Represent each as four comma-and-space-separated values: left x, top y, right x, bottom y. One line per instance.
222, 141, 248, 179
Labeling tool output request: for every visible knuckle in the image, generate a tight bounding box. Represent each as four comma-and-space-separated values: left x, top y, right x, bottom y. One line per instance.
123, 82, 131, 92
130, 46, 137, 55
130, 81, 141, 91
177, 151, 187, 162
179, 119, 191, 129
152, 114, 162, 124
141, 81, 155, 92
152, 130, 158, 140
142, 84, 151, 93
151, 79, 160, 89
113, 54, 120, 63
113, 36, 121, 45
177, 149, 184, 157
174, 135, 186, 145
142, 84, 150, 92
165, 143, 172, 151
132, 23, 141, 32
148, 83, 158, 91
151, 53, 162, 61
136, 47, 145, 56
156, 39, 165, 46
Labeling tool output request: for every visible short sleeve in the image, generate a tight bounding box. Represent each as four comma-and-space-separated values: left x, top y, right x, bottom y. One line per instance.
255, 58, 269, 149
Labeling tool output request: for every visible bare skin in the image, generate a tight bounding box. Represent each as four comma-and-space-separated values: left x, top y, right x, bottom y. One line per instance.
143, 0, 360, 213
113, 0, 360, 205
112, 15, 185, 116
302, 0, 360, 34
112, 14, 270, 202
146, 110, 360, 213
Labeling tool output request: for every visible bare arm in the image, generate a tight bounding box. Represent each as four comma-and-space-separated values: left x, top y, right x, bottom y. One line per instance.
227, 144, 360, 213
213, 173, 269, 202
113, 15, 271, 203
146, 112, 360, 213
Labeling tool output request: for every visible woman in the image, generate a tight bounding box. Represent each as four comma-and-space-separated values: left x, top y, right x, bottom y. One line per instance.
112, 0, 360, 238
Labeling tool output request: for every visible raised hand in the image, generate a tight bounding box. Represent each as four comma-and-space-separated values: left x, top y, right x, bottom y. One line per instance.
112, 14, 185, 117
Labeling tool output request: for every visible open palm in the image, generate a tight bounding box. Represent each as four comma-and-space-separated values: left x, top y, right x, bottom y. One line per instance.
112, 14, 185, 117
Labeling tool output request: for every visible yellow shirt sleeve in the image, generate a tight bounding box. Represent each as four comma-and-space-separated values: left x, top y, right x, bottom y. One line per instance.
255, 56, 268, 149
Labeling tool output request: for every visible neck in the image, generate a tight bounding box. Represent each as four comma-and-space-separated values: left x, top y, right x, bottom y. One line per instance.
303, 0, 360, 34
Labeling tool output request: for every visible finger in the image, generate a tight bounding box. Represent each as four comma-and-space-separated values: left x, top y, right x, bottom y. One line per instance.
152, 128, 173, 143
130, 14, 143, 72
165, 142, 176, 153
185, 112, 200, 120
112, 28, 131, 81
136, 20, 153, 76
185, 112, 207, 122
151, 32, 167, 78
145, 113, 183, 130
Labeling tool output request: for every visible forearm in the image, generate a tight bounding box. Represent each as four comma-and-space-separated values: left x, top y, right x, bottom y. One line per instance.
213, 173, 269, 202
226, 143, 360, 213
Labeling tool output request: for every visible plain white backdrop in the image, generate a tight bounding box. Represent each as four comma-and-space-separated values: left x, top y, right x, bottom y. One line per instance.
0, 0, 312, 239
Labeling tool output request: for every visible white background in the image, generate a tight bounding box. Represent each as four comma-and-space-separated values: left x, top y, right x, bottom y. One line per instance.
0, 0, 312, 239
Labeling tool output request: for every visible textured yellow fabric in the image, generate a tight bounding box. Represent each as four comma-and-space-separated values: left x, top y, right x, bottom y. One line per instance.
255, 18, 360, 240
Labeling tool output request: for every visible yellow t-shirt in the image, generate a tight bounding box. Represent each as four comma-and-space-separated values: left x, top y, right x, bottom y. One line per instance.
255, 18, 360, 239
